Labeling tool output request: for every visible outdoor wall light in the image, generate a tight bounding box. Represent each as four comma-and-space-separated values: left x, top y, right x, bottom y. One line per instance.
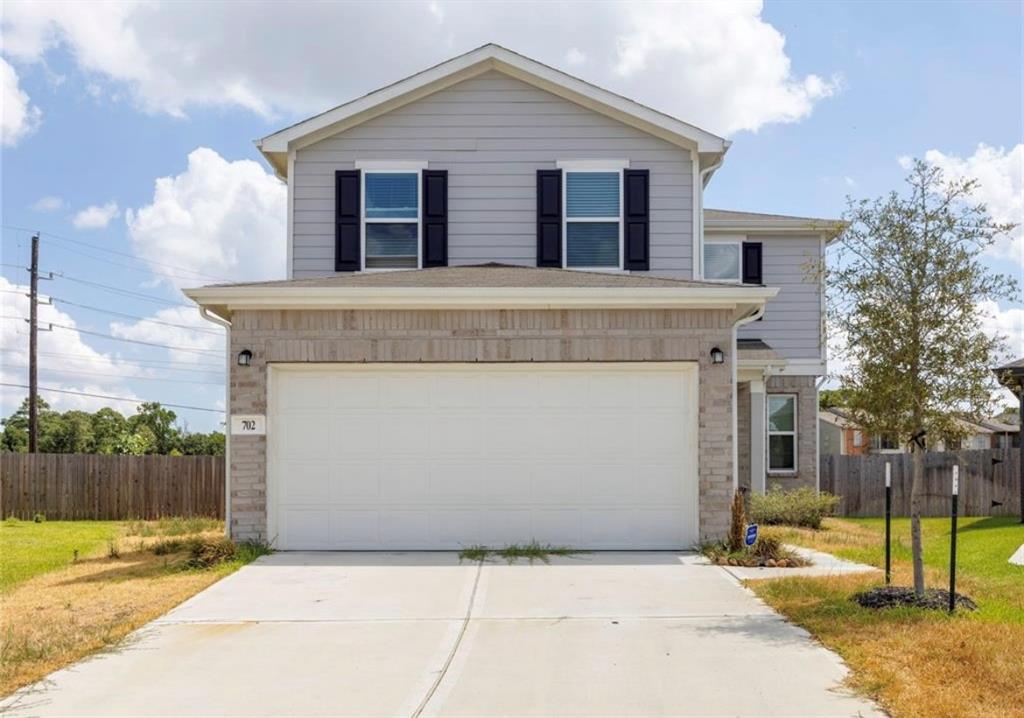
237, 349, 253, 367
710, 347, 725, 365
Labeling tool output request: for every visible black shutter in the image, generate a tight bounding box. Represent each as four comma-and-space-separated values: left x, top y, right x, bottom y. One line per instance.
422, 169, 448, 267
623, 169, 650, 271
536, 169, 562, 267
742, 241, 763, 284
335, 170, 360, 272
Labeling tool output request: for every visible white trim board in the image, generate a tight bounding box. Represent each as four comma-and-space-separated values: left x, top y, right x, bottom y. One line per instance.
184, 284, 778, 321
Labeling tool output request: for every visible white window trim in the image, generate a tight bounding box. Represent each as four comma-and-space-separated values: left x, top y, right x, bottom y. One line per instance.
767, 393, 798, 473
703, 237, 743, 283
359, 163, 424, 272
559, 165, 626, 272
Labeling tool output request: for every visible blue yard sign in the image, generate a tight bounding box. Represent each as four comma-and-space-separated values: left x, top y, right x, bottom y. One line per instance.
745, 524, 759, 547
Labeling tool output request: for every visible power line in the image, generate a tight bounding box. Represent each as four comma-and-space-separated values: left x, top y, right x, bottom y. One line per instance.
48, 323, 222, 356
0, 382, 223, 413
52, 273, 195, 308
1, 225, 231, 283
2, 363, 225, 385
31, 239, 223, 284
49, 297, 223, 335
0, 347, 223, 373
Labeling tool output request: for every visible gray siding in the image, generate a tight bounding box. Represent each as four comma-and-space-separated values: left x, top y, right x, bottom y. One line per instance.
292, 71, 693, 277
734, 234, 823, 361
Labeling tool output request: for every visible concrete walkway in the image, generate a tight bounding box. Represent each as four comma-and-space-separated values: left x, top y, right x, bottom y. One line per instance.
1, 552, 884, 718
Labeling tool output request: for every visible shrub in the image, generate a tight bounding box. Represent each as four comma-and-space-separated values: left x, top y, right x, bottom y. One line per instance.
727, 490, 746, 552
150, 536, 272, 568
33, 513, 45, 523
699, 536, 810, 568
749, 486, 839, 529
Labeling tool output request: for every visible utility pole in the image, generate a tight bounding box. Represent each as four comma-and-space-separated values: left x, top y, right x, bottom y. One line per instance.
28, 233, 39, 453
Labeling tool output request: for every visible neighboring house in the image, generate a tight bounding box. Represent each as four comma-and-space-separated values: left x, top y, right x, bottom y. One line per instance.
186, 45, 836, 550
818, 407, 1020, 455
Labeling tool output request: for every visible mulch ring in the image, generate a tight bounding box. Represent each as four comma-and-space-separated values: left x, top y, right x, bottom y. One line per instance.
854, 586, 978, 611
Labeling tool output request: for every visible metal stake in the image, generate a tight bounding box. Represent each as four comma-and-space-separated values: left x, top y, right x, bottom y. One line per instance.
885, 461, 892, 585
949, 465, 959, 614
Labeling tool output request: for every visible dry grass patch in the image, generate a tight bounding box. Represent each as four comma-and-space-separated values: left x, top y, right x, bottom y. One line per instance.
750, 517, 1024, 718
0, 522, 264, 698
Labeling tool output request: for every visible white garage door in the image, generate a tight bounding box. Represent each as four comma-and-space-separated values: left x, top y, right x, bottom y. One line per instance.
268, 363, 698, 550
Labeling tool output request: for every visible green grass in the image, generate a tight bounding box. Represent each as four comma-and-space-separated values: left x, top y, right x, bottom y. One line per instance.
459, 541, 582, 564
0, 519, 120, 592
765, 516, 1024, 622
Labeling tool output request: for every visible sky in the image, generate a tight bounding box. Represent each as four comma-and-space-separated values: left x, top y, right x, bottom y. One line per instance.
1, 0, 1022, 432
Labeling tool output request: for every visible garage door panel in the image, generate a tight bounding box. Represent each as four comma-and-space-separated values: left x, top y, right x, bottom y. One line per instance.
381, 376, 433, 407
379, 463, 430, 502
381, 414, 430, 455
483, 373, 537, 407
379, 510, 430, 547
429, 464, 486, 502
532, 509, 583, 545
280, 508, 330, 548
530, 464, 582, 501
433, 510, 484, 546
279, 417, 331, 458
279, 374, 331, 410
271, 364, 697, 550
434, 374, 484, 407
430, 414, 484, 455
330, 463, 380, 500
279, 461, 330, 503
331, 415, 381, 455
330, 374, 380, 408
329, 510, 379, 546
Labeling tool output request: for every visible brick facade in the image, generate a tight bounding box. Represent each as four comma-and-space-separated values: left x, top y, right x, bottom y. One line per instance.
764, 374, 818, 491
228, 308, 737, 544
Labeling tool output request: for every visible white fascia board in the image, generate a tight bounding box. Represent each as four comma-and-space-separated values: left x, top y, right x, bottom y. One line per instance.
257, 44, 728, 171
184, 285, 778, 318
705, 221, 844, 237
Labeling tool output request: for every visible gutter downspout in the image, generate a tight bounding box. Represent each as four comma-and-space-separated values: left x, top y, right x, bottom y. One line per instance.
199, 307, 232, 538
731, 303, 767, 491
696, 154, 726, 280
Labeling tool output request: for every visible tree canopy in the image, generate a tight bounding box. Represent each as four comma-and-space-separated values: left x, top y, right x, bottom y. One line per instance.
0, 398, 224, 456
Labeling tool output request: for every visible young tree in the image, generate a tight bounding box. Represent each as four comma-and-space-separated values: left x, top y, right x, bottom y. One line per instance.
828, 160, 1017, 597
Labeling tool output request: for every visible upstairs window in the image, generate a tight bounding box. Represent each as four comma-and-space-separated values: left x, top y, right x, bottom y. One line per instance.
704, 240, 741, 281
363, 170, 420, 269
564, 170, 622, 269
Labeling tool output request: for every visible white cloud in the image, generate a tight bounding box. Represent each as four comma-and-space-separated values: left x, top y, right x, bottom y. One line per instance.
0, 276, 142, 414
110, 306, 224, 366
1, 57, 41, 146
71, 200, 120, 229
917, 144, 1024, 265
30, 195, 64, 212
1, 0, 838, 135
565, 47, 587, 66
979, 300, 1024, 358
126, 147, 286, 289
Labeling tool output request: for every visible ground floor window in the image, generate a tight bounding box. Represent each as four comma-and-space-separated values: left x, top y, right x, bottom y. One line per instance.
767, 394, 797, 472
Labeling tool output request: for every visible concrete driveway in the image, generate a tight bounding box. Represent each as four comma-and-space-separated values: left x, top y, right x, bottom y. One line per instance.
1, 552, 883, 717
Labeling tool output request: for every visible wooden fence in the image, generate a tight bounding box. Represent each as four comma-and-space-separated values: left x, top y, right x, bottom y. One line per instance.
820, 448, 1021, 518
0, 453, 225, 520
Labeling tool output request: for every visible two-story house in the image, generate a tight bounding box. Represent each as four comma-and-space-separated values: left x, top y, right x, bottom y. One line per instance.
186, 45, 837, 551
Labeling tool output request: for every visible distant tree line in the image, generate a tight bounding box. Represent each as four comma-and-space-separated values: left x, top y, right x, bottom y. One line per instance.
0, 398, 225, 456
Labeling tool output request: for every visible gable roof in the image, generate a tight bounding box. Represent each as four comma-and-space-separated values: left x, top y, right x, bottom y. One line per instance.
257, 44, 730, 178
704, 208, 844, 236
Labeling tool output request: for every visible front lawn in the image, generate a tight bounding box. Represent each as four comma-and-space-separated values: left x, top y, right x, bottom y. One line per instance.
0, 519, 119, 591
0, 518, 265, 698
753, 517, 1024, 718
